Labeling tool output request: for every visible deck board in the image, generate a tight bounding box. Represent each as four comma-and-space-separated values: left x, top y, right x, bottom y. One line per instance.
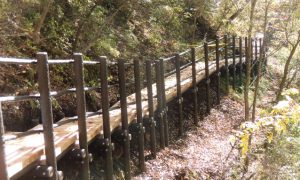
4, 58, 236, 178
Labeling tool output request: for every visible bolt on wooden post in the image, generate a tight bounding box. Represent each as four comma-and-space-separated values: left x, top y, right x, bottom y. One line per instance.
73, 53, 90, 180
99, 57, 113, 180
117, 59, 131, 180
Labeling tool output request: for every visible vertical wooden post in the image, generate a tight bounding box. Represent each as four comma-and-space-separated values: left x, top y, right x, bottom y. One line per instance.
73, 53, 90, 180
232, 36, 236, 90
37, 52, 58, 180
239, 37, 243, 85
145, 60, 156, 158
99, 57, 113, 180
215, 37, 221, 105
155, 61, 165, 148
204, 43, 211, 114
245, 37, 248, 77
133, 59, 145, 172
191, 48, 198, 124
159, 59, 168, 146
224, 35, 229, 94
251, 38, 254, 78
175, 54, 183, 136
117, 59, 131, 179
0, 103, 8, 180
255, 39, 258, 76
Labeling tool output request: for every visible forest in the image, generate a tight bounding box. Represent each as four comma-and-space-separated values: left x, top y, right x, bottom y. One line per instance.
0, 0, 300, 179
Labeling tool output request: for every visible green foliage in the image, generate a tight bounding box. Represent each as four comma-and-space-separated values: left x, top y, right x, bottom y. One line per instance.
235, 88, 300, 158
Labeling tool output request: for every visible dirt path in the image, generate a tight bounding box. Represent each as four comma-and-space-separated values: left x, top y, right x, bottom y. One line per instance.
134, 97, 244, 179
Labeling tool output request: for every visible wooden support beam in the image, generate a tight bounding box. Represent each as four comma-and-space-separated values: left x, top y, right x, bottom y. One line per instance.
73, 53, 90, 180
239, 37, 243, 85
175, 54, 184, 136
159, 59, 169, 146
0, 103, 8, 180
191, 48, 198, 124
117, 59, 131, 180
99, 57, 113, 180
232, 36, 236, 90
204, 43, 211, 114
224, 35, 229, 94
155, 61, 165, 148
134, 60, 146, 172
215, 37, 221, 105
37, 52, 59, 180
145, 60, 156, 158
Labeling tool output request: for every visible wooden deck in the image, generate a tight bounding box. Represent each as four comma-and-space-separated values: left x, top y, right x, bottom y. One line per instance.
4, 58, 236, 178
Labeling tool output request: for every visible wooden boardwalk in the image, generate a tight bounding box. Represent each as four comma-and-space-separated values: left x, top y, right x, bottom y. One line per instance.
0, 36, 261, 180
4, 57, 235, 178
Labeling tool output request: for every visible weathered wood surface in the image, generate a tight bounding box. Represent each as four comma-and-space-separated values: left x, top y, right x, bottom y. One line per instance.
4, 58, 238, 178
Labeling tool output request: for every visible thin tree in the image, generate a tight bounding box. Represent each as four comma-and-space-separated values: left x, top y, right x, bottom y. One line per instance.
276, 31, 300, 102
252, 0, 271, 122
244, 0, 257, 122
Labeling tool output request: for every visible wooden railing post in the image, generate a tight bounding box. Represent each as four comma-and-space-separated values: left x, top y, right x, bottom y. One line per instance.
145, 60, 156, 158
133, 59, 146, 172
224, 35, 229, 94
159, 59, 169, 146
99, 56, 113, 180
232, 36, 236, 90
251, 38, 254, 78
191, 47, 198, 124
0, 103, 8, 180
155, 61, 165, 148
175, 54, 183, 136
73, 53, 90, 180
255, 39, 258, 76
117, 59, 131, 179
215, 37, 221, 105
245, 37, 248, 77
239, 37, 243, 85
37, 52, 59, 180
204, 42, 211, 114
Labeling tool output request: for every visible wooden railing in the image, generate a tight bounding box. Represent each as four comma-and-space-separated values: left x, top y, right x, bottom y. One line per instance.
0, 35, 262, 180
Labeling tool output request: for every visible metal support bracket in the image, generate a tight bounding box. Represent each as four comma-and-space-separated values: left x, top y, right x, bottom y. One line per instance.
70, 148, 86, 161
129, 123, 145, 135
112, 129, 132, 144
143, 117, 156, 128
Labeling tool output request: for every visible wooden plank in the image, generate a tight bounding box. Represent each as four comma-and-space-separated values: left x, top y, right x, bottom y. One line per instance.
3, 58, 239, 178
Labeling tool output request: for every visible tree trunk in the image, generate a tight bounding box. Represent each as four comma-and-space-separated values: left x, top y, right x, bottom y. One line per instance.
286, 67, 299, 88
252, 40, 263, 122
276, 35, 300, 102
32, 0, 53, 43
251, 0, 271, 122
245, 0, 257, 122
